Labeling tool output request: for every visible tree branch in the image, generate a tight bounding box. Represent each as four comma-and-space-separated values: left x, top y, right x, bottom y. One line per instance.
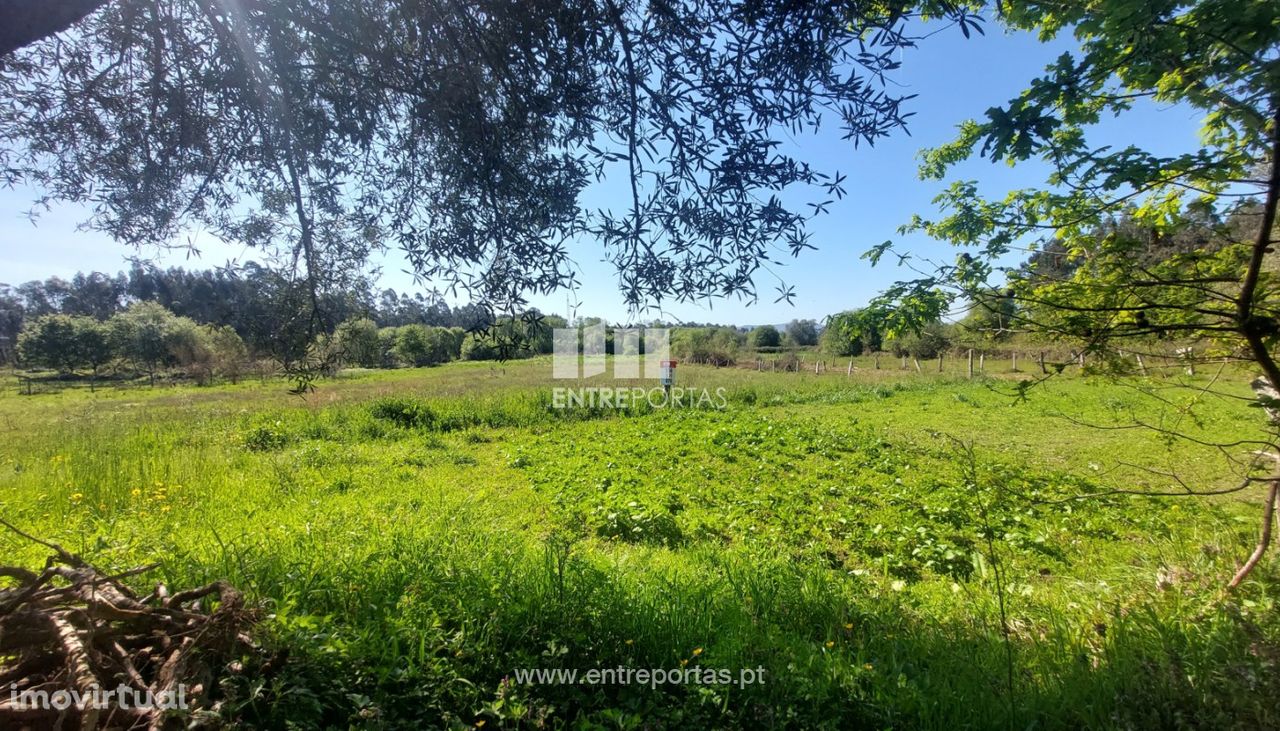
0, 0, 109, 58
1238, 103, 1280, 391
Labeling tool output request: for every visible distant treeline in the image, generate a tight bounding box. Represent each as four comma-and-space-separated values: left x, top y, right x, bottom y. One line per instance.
3, 264, 1032, 382
0, 263, 503, 365
13, 301, 573, 385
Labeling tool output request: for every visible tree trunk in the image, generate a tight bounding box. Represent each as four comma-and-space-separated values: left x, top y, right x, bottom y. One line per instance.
1229, 480, 1278, 589
0, 0, 110, 58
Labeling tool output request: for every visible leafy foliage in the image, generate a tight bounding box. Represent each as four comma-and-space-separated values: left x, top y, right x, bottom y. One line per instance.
865, 1, 1280, 391
670, 326, 743, 366
17, 314, 108, 374
784, 318, 819, 347
868, 0, 1280, 354
747, 324, 781, 349
0, 0, 980, 317
823, 309, 887, 356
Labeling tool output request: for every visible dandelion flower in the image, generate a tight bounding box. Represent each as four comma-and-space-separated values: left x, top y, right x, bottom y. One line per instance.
692, 647, 703, 656
824, 641, 834, 649
844, 623, 853, 630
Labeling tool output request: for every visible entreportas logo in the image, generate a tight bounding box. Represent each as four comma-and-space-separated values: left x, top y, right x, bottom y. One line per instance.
550, 325, 725, 409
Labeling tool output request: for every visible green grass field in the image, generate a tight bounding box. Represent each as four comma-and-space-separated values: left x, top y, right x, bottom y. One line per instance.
2, 360, 1278, 729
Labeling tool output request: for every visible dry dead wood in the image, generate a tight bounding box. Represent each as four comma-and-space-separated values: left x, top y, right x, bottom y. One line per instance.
0, 522, 258, 730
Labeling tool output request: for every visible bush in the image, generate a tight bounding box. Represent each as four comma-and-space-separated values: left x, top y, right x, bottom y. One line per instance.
167, 318, 214, 383
393, 325, 455, 366
747, 324, 781, 349
461, 333, 499, 361
369, 397, 438, 429
207, 325, 249, 383
592, 504, 684, 547
334, 318, 383, 367
242, 420, 291, 451
886, 322, 951, 360
822, 310, 882, 356
671, 326, 741, 365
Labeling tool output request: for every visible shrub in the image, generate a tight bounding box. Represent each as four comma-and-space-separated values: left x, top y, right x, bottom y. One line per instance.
393, 324, 455, 366
334, 318, 383, 367
461, 333, 499, 361
242, 420, 291, 451
886, 322, 951, 360
747, 324, 781, 349
369, 397, 437, 429
671, 326, 741, 365
593, 504, 684, 547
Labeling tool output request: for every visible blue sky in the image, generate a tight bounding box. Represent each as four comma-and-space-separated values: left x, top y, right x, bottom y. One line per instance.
0, 20, 1207, 326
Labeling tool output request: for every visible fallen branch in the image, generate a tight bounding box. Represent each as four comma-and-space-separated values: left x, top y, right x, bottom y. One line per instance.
0, 524, 259, 730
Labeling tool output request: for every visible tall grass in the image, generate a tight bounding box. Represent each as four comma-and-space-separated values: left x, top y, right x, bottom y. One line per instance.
0, 362, 1275, 728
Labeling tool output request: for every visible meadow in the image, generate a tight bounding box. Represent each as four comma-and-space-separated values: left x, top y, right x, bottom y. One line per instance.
1, 359, 1277, 729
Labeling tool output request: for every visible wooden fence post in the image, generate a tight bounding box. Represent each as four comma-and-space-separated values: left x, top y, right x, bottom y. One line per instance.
967, 349, 974, 378
979, 353, 985, 373
1039, 351, 1047, 374
1136, 353, 1148, 376
938, 354, 944, 372
1011, 352, 1018, 372
874, 352, 880, 370
847, 359, 853, 376
913, 358, 922, 373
